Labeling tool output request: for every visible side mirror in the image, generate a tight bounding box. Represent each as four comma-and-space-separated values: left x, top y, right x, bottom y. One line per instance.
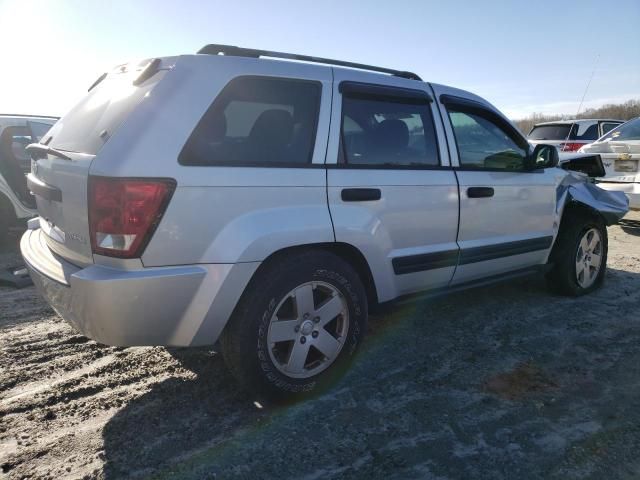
528, 144, 559, 170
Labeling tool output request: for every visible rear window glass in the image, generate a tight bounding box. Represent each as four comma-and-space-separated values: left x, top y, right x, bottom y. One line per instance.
179, 76, 321, 166
600, 117, 640, 142
528, 124, 571, 140
529, 122, 600, 141
46, 69, 165, 155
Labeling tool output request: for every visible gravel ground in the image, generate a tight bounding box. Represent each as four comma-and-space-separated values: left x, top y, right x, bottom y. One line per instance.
0, 212, 639, 480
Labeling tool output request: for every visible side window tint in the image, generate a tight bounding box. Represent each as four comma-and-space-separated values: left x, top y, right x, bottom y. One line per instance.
340, 94, 439, 166
447, 109, 528, 171
28, 121, 55, 142
569, 122, 599, 140
601, 122, 620, 136
2, 126, 33, 162
180, 77, 321, 166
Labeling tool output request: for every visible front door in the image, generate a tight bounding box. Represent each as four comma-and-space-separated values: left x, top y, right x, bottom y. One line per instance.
433, 88, 558, 284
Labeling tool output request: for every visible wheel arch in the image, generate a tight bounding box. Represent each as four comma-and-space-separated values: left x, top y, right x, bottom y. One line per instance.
242, 241, 379, 309
558, 200, 606, 230
551, 199, 607, 256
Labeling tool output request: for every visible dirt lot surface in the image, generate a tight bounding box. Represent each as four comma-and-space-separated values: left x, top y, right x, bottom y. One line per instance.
1, 212, 639, 480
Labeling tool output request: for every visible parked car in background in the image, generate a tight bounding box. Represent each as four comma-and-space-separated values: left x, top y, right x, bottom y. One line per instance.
528, 119, 624, 152
579, 116, 640, 209
0, 114, 58, 241
20, 46, 628, 400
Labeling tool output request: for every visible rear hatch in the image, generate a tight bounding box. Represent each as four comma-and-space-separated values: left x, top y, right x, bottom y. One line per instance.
528, 122, 599, 152
29, 59, 169, 266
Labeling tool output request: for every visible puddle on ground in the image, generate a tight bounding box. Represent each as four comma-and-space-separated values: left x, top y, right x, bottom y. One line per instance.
483, 362, 558, 400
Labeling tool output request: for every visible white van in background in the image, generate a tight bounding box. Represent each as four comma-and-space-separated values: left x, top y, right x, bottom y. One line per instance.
0, 114, 57, 241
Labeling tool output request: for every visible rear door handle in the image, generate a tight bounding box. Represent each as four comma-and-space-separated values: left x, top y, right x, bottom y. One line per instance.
467, 187, 494, 198
341, 188, 382, 202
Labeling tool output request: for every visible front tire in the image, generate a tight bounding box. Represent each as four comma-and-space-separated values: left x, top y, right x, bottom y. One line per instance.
546, 208, 608, 296
220, 250, 368, 401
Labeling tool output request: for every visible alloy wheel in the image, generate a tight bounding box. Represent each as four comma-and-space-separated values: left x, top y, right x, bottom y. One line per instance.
267, 281, 349, 379
575, 227, 603, 288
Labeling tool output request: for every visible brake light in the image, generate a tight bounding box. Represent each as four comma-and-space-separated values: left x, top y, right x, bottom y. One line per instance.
560, 142, 584, 152
88, 176, 176, 258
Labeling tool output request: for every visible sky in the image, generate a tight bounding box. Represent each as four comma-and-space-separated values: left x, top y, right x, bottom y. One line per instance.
0, 0, 638, 119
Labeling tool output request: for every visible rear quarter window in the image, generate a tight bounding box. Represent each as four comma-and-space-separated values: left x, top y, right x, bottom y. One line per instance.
179, 76, 321, 167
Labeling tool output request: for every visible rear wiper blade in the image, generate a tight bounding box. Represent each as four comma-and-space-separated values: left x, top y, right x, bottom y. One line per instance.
26, 143, 71, 161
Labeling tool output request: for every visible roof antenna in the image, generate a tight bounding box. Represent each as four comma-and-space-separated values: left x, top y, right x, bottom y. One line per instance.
575, 53, 600, 118
562, 53, 600, 148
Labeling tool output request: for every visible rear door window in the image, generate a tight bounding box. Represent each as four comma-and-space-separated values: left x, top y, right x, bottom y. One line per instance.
180, 76, 321, 166
339, 86, 439, 167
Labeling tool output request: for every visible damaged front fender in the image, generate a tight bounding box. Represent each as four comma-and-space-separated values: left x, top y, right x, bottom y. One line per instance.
556, 171, 629, 226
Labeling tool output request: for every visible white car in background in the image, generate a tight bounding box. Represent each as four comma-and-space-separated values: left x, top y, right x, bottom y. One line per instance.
579, 117, 640, 209
0, 114, 57, 241
528, 119, 624, 152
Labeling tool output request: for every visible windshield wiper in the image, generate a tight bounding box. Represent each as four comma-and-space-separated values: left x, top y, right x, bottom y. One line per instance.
26, 143, 71, 161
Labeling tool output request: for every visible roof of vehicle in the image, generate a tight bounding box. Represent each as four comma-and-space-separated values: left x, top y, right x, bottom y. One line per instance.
0, 114, 59, 121
197, 44, 423, 81
533, 118, 624, 126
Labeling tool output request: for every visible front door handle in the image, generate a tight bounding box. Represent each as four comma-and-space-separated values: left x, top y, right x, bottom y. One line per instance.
467, 187, 494, 198
341, 188, 382, 202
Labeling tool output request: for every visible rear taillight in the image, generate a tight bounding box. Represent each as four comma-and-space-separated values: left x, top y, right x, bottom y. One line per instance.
88, 176, 176, 258
560, 142, 584, 152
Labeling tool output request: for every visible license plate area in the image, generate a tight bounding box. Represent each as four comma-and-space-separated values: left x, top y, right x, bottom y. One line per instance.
615, 159, 638, 172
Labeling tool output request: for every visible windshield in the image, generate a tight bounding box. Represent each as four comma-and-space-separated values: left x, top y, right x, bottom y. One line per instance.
600, 117, 640, 142
528, 124, 571, 140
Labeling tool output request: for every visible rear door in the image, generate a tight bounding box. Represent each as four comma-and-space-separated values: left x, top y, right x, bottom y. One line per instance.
29, 61, 169, 266
326, 70, 459, 302
433, 88, 558, 284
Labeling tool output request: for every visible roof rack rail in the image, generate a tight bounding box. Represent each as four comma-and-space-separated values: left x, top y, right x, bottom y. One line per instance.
197, 44, 422, 81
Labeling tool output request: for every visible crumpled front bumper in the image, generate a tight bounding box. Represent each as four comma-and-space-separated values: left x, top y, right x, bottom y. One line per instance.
21, 228, 258, 347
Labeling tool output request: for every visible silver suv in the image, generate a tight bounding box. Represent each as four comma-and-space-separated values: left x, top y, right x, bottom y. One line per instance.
21, 46, 628, 399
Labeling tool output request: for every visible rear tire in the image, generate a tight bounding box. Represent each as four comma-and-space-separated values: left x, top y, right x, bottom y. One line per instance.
220, 249, 368, 401
546, 208, 608, 296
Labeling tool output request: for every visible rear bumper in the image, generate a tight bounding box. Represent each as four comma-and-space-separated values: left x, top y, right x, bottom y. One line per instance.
596, 182, 640, 209
21, 228, 259, 347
